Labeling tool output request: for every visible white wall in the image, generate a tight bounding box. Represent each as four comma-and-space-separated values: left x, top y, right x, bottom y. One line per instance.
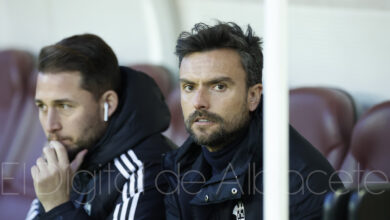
1, 0, 389, 113
175, 0, 390, 114
289, 5, 390, 113
0, 0, 180, 72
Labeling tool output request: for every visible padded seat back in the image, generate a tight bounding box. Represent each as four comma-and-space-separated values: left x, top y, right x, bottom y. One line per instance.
130, 64, 173, 99
0, 50, 36, 162
289, 87, 356, 170
163, 87, 188, 146
350, 101, 390, 184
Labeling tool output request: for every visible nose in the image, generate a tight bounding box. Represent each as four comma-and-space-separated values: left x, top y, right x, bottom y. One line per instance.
44, 108, 62, 133
192, 87, 210, 110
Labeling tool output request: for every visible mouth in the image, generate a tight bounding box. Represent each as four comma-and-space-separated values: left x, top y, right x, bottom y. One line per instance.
193, 117, 215, 126
59, 138, 72, 146
48, 137, 72, 147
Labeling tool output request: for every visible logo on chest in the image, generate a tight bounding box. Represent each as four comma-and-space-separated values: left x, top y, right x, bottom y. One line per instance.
232, 201, 245, 220
84, 202, 92, 216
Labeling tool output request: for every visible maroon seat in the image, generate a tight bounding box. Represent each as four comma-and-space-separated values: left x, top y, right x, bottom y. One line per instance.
0, 50, 46, 219
289, 87, 357, 170
130, 64, 174, 99
163, 87, 189, 146
0, 50, 36, 162
349, 101, 390, 185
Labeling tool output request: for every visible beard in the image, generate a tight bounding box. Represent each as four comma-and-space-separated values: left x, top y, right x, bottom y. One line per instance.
185, 105, 251, 150
65, 131, 102, 161
47, 113, 107, 161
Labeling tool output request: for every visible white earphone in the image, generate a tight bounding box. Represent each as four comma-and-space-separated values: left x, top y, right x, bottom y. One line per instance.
104, 102, 109, 122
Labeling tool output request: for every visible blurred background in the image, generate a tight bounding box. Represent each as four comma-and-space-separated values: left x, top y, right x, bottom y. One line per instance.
1, 0, 390, 219
1, 0, 389, 108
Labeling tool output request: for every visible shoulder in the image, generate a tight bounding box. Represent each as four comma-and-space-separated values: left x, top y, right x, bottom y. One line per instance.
163, 137, 201, 171
289, 125, 336, 175
288, 125, 343, 199
112, 148, 144, 180
134, 134, 177, 161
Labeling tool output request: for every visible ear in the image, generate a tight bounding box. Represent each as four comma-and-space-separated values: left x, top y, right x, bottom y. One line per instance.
99, 90, 119, 121
247, 83, 263, 112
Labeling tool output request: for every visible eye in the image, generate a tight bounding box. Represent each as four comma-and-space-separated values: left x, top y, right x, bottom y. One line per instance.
214, 84, 226, 91
36, 103, 47, 112
183, 84, 194, 92
59, 103, 72, 110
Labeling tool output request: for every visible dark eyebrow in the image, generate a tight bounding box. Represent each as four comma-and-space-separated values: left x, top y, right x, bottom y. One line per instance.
179, 78, 194, 84
179, 77, 234, 85
52, 99, 76, 105
34, 99, 76, 105
206, 77, 234, 85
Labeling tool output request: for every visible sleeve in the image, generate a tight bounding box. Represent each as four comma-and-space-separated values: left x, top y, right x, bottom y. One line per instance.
109, 185, 167, 220
25, 198, 41, 220
108, 149, 167, 220
289, 191, 324, 220
25, 198, 92, 220
288, 167, 341, 220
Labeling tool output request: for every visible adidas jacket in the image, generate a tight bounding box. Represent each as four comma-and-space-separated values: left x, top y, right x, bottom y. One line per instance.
26, 67, 175, 220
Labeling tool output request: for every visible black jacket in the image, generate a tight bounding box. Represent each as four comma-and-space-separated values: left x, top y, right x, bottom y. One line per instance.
162, 103, 344, 220
26, 67, 175, 220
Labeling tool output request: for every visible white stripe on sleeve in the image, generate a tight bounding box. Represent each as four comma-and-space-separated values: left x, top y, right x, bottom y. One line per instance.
128, 192, 141, 220
129, 173, 136, 197
120, 198, 130, 220
136, 168, 144, 193
120, 154, 136, 172
128, 150, 142, 168
25, 198, 39, 220
113, 203, 120, 220
114, 158, 130, 179
122, 182, 128, 202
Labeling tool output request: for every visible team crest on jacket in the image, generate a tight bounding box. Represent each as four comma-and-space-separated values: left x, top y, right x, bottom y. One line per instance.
84, 202, 92, 216
232, 201, 245, 220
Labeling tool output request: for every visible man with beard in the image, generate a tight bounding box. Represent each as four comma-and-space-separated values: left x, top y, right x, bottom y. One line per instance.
26, 34, 174, 219
162, 22, 344, 219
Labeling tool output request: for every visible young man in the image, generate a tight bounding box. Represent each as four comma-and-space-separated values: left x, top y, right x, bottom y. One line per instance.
26, 34, 174, 219
162, 22, 343, 219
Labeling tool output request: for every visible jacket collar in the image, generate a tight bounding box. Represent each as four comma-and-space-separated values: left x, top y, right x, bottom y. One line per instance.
167, 104, 263, 205
189, 112, 263, 205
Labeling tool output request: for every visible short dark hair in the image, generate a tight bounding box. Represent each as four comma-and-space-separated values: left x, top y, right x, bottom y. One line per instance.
175, 21, 263, 86
38, 34, 121, 100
